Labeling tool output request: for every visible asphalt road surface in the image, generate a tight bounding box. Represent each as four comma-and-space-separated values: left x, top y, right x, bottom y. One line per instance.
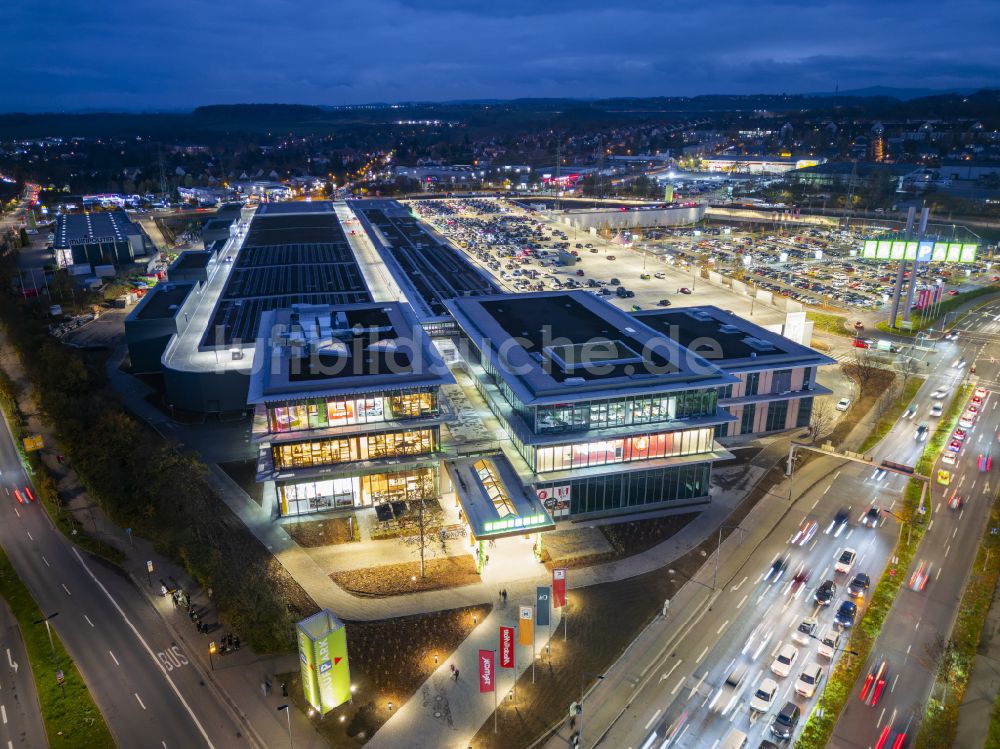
0, 597, 46, 749
0, 410, 249, 747
829, 299, 1000, 749
570, 301, 996, 749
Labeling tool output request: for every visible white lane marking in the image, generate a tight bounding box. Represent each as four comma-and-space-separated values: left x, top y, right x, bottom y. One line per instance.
61, 584, 71, 596
71, 548, 217, 749
907, 644, 912, 654
823, 486, 830, 496
877, 706, 886, 728
936, 566, 943, 580
717, 620, 730, 635
809, 538, 819, 551
84, 615, 94, 628
959, 475, 966, 489
953, 527, 958, 539
737, 594, 748, 610
960, 509, 965, 520
689, 671, 707, 700
916, 618, 922, 631
731, 576, 748, 592
891, 673, 900, 692
135, 693, 146, 710
945, 545, 951, 558
936, 502, 942, 514
0, 705, 6, 725
671, 676, 685, 695
845, 528, 854, 541
928, 520, 935, 532
12, 507, 18, 518
696, 646, 710, 664
41, 556, 49, 567
658, 660, 682, 684
812, 498, 820, 510
644, 708, 662, 730
109, 651, 120, 666
25, 530, 32, 541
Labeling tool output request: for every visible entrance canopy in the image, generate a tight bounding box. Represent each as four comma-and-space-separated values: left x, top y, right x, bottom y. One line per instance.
446, 455, 555, 540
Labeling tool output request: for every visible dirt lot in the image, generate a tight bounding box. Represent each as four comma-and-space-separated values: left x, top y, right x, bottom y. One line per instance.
282, 603, 492, 746
283, 515, 359, 547
332, 555, 481, 597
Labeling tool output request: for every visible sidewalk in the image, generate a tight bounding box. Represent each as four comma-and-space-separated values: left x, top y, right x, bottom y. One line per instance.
954, 568, 1000, 749
0, 329, 322, 749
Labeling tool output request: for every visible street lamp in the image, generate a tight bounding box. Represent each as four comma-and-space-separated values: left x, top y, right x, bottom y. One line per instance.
573, 671, 605, 749
714, 525, 748, 590
33, 612, 62, 695
277, 704, 293, 749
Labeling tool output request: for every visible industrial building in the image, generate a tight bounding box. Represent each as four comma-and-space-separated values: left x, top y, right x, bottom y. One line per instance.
53, 210, 150, 267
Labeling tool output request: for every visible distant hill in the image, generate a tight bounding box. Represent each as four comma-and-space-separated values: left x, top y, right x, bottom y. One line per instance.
808, 86, 980, 100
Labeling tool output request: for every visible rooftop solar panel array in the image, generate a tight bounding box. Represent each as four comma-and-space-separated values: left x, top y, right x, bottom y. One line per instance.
357, 208, 498, 318
202, 207, 372, 347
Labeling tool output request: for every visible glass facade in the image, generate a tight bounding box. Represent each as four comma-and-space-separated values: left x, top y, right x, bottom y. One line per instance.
272, 428, 437, 470
796, 397, 813, 428
765, 400, 789, 431
533, 427, 713, 473
268, 390, 438, 434
279, 467, 437, 516
532, 389, 717, 434
740, 403, 756, 433
537, 463, 710, 517
771, 369, 792, 394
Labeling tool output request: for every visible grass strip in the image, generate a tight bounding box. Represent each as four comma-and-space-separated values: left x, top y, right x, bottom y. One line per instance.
0, 546, 115, 748
807, 310, 852, 337
859, 376, 925, 454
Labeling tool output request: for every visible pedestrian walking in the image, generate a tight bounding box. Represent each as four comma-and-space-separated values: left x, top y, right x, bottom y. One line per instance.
234, 635, 241, 651
454, 668, 460, 682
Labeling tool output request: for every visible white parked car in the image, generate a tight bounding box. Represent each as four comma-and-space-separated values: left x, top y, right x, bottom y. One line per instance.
835, 398, 851, 412
771, 643, 800, 678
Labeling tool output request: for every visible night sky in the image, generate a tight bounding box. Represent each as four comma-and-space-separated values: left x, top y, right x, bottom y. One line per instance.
11, 0, 1000, 111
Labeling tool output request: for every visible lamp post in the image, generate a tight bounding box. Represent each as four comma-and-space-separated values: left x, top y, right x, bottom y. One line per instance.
33, 612, 62, 695
714, 525, 748, 590
277, 704, 293, 749
575, 671, 605, 749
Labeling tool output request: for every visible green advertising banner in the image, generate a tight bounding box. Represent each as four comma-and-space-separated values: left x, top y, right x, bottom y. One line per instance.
297, 610, 352, 714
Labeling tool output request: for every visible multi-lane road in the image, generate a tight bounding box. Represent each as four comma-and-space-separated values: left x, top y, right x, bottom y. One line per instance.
572, 297, 1000, 749
831, 300, 1000, 749
0, 404, 250, 747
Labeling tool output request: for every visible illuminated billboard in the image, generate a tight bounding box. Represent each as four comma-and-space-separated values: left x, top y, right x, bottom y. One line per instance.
297, 610, 351, 714
861, 240, 977, 264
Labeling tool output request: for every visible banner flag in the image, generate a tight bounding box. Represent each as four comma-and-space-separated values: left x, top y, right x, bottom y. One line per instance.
536, 586, 551, 627
518, 605, 534, 646
499, 626, 515, 668
479, 649, 495, 693
553, 568, 567, 608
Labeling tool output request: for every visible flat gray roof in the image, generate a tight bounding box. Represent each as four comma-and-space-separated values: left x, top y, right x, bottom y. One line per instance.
127, 282, 197, 321
632, 306, 836, 372
446, 291, 737, 406
247, 301, 453, 405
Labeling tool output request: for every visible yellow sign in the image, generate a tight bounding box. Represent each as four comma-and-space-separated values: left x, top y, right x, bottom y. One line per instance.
518, 605, 534, 646
22, 435, 43, 452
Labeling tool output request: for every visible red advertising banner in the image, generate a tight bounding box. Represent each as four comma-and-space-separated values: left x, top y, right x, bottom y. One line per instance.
479, 649, 495, 693
553, 568, 567, 608
499, 627, 515, 668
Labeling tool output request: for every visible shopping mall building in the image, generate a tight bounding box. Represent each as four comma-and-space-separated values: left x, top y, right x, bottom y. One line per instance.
445, 291, 742, 520
247, 302, 453, 516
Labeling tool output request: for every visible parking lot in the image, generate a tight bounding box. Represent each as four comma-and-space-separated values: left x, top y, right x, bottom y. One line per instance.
407, 197, 995, 320
405, 198, 787, 325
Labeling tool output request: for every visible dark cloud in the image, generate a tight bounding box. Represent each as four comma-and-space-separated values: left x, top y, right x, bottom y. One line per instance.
7, 0, 1000, 110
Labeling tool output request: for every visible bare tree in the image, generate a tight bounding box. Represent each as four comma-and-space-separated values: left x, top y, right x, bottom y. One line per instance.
898, 356, 922, 388
809, 398, 837, 444
841, 349, 884, 395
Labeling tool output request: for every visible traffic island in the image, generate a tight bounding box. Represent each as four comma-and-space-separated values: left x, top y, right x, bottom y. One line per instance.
279, 603, 491, 746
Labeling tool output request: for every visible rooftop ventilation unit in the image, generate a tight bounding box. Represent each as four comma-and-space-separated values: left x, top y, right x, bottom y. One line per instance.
744, 337, 776, 352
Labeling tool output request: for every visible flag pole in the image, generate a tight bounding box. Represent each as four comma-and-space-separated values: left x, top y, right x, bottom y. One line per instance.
532, 615, 536, 684
564, 594, 568, 641
493, 649, 498, 733
513, 640, 517, 705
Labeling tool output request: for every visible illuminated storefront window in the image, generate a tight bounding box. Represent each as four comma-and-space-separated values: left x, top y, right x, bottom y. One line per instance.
268, 390, 438, 433
279, 467, 437, 516
533, 427, 713, 473
531, 390, 715, 434
272, 429, 437, 469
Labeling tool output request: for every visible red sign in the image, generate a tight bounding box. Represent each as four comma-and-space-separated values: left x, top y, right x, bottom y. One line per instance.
499, 627, 514, 668
479, 649, 495, 693
553, 568, 567, 608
